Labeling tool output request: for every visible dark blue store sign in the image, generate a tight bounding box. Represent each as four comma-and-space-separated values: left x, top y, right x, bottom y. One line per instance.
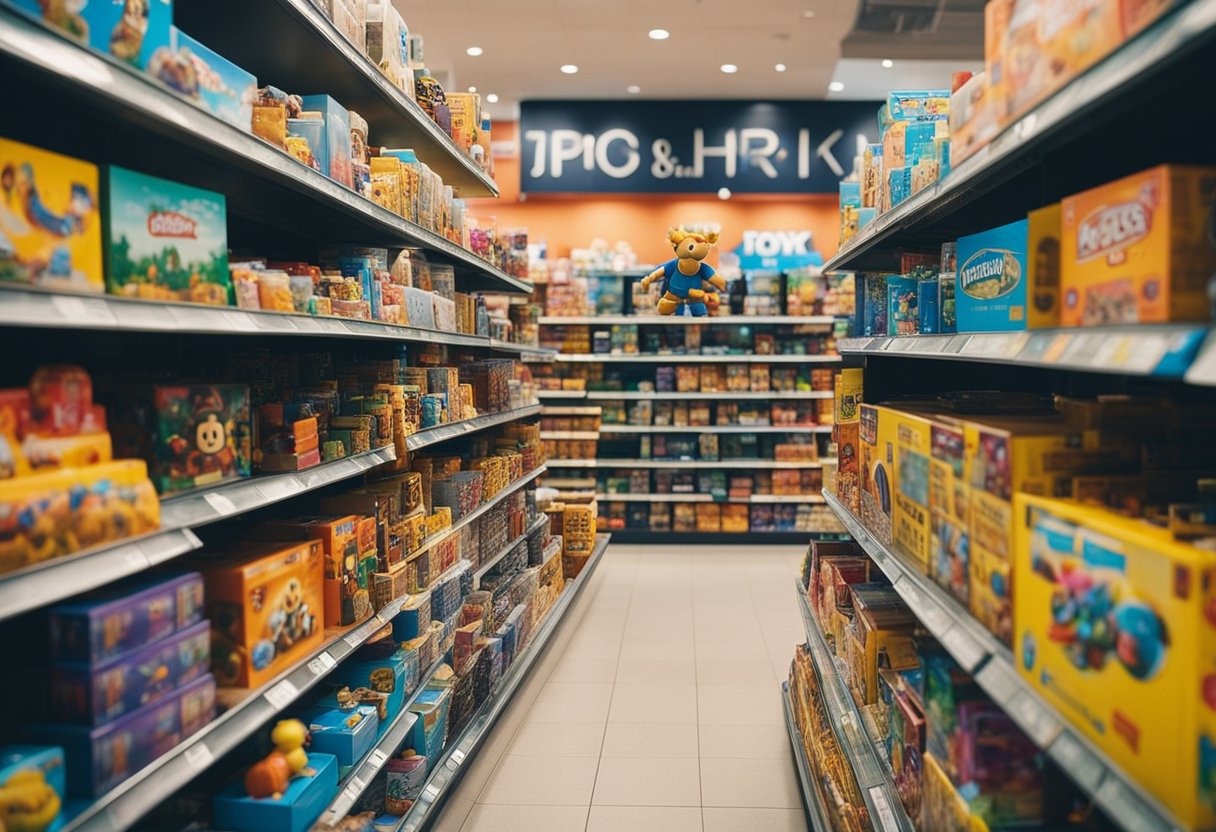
519, 100, 879, 195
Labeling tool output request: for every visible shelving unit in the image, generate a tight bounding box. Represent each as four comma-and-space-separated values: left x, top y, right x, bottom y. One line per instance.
781, 680, 835, 832
820, 491, 1181, 832
596, 493, 824, 504
539, 315, 837, 325
547, 458, 835, 469
587, 390, 833, 400
547, 353, 840, 364
598, 424, 831, 435
472, 515, 550, 589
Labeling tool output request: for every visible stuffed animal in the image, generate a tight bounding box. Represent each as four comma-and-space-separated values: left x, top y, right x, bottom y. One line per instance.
639, 228, 726, 316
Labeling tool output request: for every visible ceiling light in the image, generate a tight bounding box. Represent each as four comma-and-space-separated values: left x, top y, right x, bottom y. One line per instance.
802, 9, 816, 18
465, 46, 483, 56
720, 64, 738, 74
486, 93, 499, 103
882, 59, 894, 68
560, 64, 579, 74
717, 187, 731, 200
774, 63, 787, 72
828, 81, 844, 92
468, 86, 477, 92
648, 28, 669, 40
626, 85, 641, 94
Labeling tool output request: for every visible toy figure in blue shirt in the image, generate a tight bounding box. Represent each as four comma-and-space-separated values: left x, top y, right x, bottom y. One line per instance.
639, 228, 727, 316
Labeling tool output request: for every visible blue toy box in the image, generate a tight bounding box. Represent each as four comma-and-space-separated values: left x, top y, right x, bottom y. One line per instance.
151, 27, 256, 132
296, 705, 378, 770
0, 745, 66, 832
213, 752, 338, 832
49, 572, 205, 665
407, 686, 450, 762
955, 219, 1030, 333
50, 619, 210, 726
328, 643, 412, 721
300, 95, 354, 189
390, 594, 432, 642
9, 0, 173, 70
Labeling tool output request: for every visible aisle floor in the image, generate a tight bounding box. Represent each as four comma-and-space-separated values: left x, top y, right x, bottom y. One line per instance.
430, 544, 810, 832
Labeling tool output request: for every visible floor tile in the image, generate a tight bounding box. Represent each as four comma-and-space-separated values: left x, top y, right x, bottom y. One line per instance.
699, 722, 792, 759
701, 808, 808, 832
616, 654, 696, 683
602, 721, 699, 758
536, 681, 614, 707
508, 720, 606, 757
587, 806, 703, 832
699, 757, 803, 809
547, 655, 618, 683
697, 683, 785, 725
593, 756, 702, 806
461, 804, 590, 832
478, 755, 600, 805
432, 797, 474, 832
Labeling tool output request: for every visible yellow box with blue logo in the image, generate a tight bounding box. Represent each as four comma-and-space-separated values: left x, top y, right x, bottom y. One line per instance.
955, 205, 1060, 333
213, 751, 338, 832
0, 745, 66, 832
859, 404, 897, 546
1014, 494, 1216, 831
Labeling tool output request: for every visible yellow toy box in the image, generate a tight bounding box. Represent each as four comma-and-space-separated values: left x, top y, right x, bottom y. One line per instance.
0, 138, 103, 292
1014, 494, 1216, 829
929, 417, 971, 607
834, 369, 863, 514
922, 752, 992, 832
859, 404, 896, 546
1061, 164, 1216, 325
892, 409, 933, 573
197, 540, 325, 689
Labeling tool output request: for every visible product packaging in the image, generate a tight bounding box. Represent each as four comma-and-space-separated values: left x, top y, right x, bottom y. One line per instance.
11, 0, 172, 69
160, 28, 256, 132
955, 204, 1060, 332
212, 751, 338, 832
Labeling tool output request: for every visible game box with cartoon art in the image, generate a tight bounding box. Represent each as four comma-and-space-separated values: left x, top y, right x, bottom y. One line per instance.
8, 0, 173, 70
1014, 493, 1216, 830
194, 540, 324, 689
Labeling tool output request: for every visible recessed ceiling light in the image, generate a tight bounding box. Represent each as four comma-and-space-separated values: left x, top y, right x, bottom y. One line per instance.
802, 9, 816, 18
486, 93, 499, 103
626, 85, 641, 94
774, 63, 787, 72
465, 46, 483, 56
828, 81, 845, 92
468, 86, 477, 93
717, 187, 732, 200
882, 59, 894, 68
648, 28, 669, 40
720, 64, 738, 74
560, 64, 579, 74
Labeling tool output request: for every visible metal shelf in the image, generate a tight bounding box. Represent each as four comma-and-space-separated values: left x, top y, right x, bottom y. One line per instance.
548, 354, 840, 364
782, 680, 836, 832
540, 406, 603, 416
0, 446, 396, 624
540, 431, 600, 440
597, 493, 825, 505
471, 514, 550, 589
794, 577, 915, 832
405, 406, 542, 452
838, 326, 1210, 379
539, 315, 839, 326
586, 390, 833, 401
489, 340, 558, 361
821, 490, 1184, 832
546, 458, 835, 470
393, 534, 611, 831
0, 8, 527, 294
172, 0, 498, 197
820, 0, 1216, 273
599, 424, 831, 435
535, 390, 590, 399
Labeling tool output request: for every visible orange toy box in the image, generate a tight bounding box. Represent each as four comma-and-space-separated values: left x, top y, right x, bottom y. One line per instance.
252, 515, 371, 628
1014, 494, 1216, 829
1060, 164, 1216, 326
194, 539, 324, 688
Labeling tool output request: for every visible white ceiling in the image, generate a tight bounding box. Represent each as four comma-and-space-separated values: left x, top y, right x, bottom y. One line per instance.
393, 0, 980, 119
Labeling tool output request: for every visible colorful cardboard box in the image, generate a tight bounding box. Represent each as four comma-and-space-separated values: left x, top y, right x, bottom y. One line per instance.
160, 27, 256, 132
928, 418, 970, 606
1060, 164, 1216, 325
255, 515, 370, 628
892, 410, 933, 572
1014, 494, 1216, 830
299, 95, 354, 189
102, 166, 231, 305
296, 705, 378, 768
0, 138, 103, 292
10, 0, 173, 70
213, 752, 338, 832
859, 404, 896, 546
195, 540, 324, 689
956, 207, 1060, 332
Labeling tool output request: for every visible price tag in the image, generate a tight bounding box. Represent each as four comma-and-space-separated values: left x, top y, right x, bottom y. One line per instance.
1049, 732, 1104, 792
867, 787, 901, 831
938, 626, 984, 673
184, 742, 214, 772
53, 295, 117, 325
308, 652, 337, 676
1008, 692, 1060, 747
202, 491, 237, 516
263, 678, 300, 711
124, 546, 151, 571
369, 749, 389, 768
450, 749, 466, 765
347, 775, 366, 795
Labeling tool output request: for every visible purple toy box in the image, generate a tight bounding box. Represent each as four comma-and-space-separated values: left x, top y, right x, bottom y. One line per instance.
49, 573, 205, 665
33, 673, 216, 799
50, 620, 211, 726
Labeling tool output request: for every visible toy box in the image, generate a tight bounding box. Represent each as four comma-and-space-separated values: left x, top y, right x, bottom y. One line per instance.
1014, 494, 1216, 830
50, 619, 210, 726
296, 704, 378, 769
102, 166, 231, 305
858, 404, 896, 545
195, 540, 324, 689
1060, 164, 1216, 326
0, 460, 160, 575
407, 684, 450, 763
300, 95, 354, 189
329, 643, 415, 722
0, 745, 66, 832
254, 515, 370, 628
158, 27, 256, 132
921, 752, 988, 832
34, 673, 215, 798
887, 275, 919, 336
0, 138, 103, 292
10, 0, 173, 70
892, 409, 932, 572
49, 571, 204, 665
108, 383, 251, 495
956, 209, 1060, 333
928, 418, 970, 606
213, 752, 337, 832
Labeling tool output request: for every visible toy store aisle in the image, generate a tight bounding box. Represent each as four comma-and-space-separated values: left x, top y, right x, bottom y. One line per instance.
429, 543, 810, 832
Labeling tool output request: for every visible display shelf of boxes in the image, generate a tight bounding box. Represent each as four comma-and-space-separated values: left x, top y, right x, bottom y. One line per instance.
780, 680, 836, 831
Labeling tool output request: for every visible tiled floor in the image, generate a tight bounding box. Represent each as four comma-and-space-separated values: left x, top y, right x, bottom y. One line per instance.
430, 544, 811, 832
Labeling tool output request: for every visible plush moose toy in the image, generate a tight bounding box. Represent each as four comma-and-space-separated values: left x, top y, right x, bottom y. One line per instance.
640, 228, 727, 316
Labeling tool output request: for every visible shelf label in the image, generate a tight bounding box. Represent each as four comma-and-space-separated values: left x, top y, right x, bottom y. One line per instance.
219, 310, 257, 331
202, 491, 237, 516
347, 775, 366, 795
1048, 732, 1105, 792
450, 749, 466, 765
424, 783, 441, 799
263, 679, 300, 711
369, 749, 389, 768
938, 626, 985, 673
307, 652, 337, 676
123, 547, 151, 571
52, 295, 117, 325
1008, 692, 1060, 747
184, 742, 214, 772
867, 786, 900, 832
